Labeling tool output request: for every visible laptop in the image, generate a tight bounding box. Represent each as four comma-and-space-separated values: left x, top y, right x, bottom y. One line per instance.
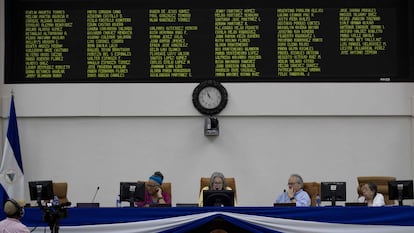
149, 203, 172, 208
345, 202, 368, 207
175, 203, 199, 207
274, 203, 296, 207
76, 202, 100, 208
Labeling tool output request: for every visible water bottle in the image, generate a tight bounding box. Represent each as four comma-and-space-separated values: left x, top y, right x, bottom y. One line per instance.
53, 195, 59, 206
315, 194, 321, 207
116, 195, 121, 207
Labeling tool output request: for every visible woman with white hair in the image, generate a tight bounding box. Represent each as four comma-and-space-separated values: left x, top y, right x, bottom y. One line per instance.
358, 182, 385, 206
198, 172, 236, 207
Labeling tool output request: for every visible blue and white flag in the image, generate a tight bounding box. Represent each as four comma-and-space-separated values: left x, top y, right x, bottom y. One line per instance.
0, 95, 24, 205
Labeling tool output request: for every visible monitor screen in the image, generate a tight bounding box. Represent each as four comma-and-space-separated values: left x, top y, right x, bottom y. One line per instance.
28, 180, 54, 202
120, 182, 145, 207
320, 182, 346, 206
203, 190, 235, 207
388, 180, 414, 205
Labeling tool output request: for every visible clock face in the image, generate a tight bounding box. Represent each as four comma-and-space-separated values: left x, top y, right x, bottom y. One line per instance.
198, 86, 222, 109
192, 80, 228, 115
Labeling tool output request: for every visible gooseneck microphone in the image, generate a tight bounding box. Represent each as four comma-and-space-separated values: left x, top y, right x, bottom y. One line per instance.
91, 186, 100, 203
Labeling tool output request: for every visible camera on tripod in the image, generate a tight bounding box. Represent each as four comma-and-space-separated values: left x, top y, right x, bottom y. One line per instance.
29, 180, 70, 233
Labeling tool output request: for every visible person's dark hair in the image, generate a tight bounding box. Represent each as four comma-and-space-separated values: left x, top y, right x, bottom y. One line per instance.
154, 171, 164, 180
367, 182, 378, 197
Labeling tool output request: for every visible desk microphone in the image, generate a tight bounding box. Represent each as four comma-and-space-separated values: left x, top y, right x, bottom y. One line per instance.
91, 186, 100, 203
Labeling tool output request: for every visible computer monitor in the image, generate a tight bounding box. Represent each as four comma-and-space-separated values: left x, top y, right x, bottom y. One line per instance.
388, 180, 414, 206
320, 182, 346, 206
203, 190, 235, 207
120, 182, 145, 207
28, 180, 54, 203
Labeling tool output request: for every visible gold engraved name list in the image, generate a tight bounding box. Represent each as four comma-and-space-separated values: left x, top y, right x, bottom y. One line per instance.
149, 9, 198, 78
215, 9, 261, 77
87, 9, 132, 78
25, 10, 72, 78
277, 8, 323, 77
339, 8, 387, 55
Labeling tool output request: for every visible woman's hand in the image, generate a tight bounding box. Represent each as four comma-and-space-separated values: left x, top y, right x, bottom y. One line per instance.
156, 186, 166, 204
156, 186, 163, 198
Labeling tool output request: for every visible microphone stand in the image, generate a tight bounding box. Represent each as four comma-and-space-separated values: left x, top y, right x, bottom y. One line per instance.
47, 212, 60, 233
91, 186, 100, 203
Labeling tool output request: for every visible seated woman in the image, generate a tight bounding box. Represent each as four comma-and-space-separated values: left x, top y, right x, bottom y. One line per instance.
136, 171, 171, 207
358, 182, 385, 206
198, 171, 236, 207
